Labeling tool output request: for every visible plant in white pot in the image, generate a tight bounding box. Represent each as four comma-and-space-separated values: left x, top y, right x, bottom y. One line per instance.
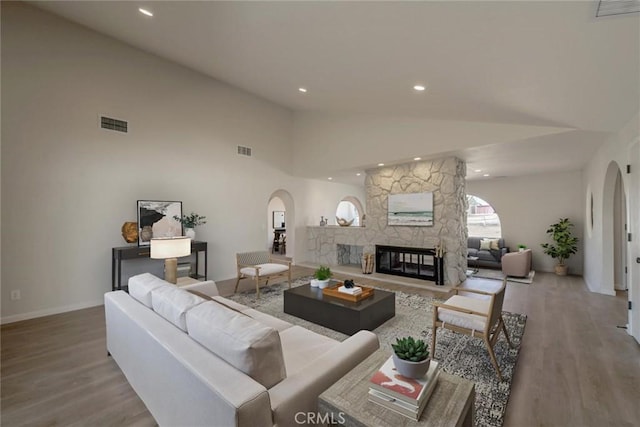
173, 212, 207, 240
310, 265, 332, 289
541, 217, 578, 276
391, 336, 430, 378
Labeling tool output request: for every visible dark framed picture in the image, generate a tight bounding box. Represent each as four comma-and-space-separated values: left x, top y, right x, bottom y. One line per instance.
137, 200, 183, 246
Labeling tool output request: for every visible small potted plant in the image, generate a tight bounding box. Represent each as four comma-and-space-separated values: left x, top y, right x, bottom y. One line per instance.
391, 336, 430, 378
173, 212, 207, 240
517, 244, 527, 252
541, 217, 578, 276
310, 265, 332, 289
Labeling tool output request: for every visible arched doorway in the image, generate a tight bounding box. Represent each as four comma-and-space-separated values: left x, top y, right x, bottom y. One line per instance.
267, 189, 295, 258
466, 195, 502, 238
335, 196, 365, 227
602, 161, 627, 297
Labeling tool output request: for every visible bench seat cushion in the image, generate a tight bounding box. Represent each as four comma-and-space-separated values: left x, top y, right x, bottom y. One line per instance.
438, 295, 490, 332
240, 263, 288, 277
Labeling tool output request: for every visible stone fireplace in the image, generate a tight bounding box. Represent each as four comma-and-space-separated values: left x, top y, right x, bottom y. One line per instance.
306, 156, 467, 286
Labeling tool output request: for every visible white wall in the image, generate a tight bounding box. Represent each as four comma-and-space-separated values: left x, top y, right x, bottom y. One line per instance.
0, 3, 363, 323
466, 170, 584, 275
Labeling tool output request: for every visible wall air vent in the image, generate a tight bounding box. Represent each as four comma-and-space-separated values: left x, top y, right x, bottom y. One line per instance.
237, 145, 252, 157
100, 115, 128, 133
596, 0, 640, 17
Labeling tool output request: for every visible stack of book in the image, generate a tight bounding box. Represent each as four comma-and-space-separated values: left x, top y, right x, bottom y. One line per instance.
368, 356, 441, 421
338, 285, 362, 295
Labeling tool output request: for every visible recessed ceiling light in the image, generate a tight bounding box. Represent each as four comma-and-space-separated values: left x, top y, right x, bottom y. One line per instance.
414, 157, 421, 161
474, 169, 482, 173
298, 88, 307, 93
377, 163, 385, 167
328, 177, 333, 180
356, 173, 361, 176
413, 85, 426, 91
483, 174, 490, 177
138, 8, 153, 17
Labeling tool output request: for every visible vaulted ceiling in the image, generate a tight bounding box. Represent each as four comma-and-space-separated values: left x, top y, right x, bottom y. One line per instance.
30, 1, 639, 183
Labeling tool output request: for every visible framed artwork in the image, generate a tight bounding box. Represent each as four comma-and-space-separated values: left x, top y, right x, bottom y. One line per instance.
388, 192, 434, 226
273, 211, 285, 229
137, 200, 183, 246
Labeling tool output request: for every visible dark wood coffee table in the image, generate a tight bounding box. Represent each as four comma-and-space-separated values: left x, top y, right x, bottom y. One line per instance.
283, 281, 395, 335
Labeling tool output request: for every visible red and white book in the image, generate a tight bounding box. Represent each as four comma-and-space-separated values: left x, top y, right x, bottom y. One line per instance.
369, 356, 440, 405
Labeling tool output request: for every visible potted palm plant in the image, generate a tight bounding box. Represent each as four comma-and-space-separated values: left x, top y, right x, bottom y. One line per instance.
310, 265, 332, 289
391, 336, 430, 378
541, 218, 578, 276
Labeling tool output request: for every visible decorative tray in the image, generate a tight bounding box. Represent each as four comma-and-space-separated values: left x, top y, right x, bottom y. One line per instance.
322, 282, 374, 302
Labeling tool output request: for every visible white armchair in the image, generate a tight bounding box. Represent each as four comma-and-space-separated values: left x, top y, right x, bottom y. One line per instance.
234, 251, 291, 298
431, 278, 515, 381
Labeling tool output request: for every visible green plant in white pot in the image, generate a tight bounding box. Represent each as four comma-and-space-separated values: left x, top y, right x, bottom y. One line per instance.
174, 212, 207, 240
310, 266, 332, 289
541, 217, 578, 276
391, 336, 430, 378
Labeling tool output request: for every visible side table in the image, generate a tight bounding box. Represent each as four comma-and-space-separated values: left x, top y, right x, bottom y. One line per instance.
467, 255, 479, 275
318, 350, 475, 427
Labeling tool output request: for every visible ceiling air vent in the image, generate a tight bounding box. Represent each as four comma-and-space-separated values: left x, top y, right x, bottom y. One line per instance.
596, 0, 640, 17
100, 115, 128, 133
237, 145, 252, 157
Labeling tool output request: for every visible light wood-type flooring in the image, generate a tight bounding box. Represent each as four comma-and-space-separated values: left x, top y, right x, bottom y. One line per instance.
2, 266, 639, 426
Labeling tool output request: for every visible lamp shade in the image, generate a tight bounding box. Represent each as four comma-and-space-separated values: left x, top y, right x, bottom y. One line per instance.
150, 237, 191, 259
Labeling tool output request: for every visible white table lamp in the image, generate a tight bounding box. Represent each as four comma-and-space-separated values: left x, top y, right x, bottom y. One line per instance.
150, 237, 191, 284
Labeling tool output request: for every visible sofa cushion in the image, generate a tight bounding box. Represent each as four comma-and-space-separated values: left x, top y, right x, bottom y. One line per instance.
151, 286, 206, 331
129, 273, 171, 308
181, 280, 220, 297
279, 326, 338, 376
479, 239, 492, 250
186, 302, 287, 389
467, 248, 479, 257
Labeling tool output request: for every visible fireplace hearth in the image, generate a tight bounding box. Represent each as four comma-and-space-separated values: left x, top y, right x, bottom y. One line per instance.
375, 245, 444, 285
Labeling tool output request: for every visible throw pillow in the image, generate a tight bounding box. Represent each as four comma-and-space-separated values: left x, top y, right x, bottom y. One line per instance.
489, 239, 501, 251
479, 239, 492, 250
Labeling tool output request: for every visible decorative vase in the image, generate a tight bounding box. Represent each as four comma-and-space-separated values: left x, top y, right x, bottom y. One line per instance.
184, 228, 196, 240
121, 221, 138, 243
392, 353, 431, 378
311, 279, 330, 289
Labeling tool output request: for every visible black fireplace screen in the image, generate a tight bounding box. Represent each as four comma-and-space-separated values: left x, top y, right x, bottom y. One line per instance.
375, 245, 444, 285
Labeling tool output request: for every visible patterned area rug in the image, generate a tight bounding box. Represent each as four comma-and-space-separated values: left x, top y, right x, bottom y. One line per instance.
229, 276, 527, 427
473, 268, 536, 284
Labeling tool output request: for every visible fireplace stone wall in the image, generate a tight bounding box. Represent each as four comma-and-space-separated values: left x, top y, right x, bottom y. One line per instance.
306, 156, 467, 285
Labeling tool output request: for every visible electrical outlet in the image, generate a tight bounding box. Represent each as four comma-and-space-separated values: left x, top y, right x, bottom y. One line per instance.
11, 290, 21, 301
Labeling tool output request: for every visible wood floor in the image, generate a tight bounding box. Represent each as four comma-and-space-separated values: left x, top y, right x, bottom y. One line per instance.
2, 267, 639, 427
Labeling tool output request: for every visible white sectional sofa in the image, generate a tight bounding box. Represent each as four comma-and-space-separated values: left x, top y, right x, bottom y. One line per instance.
105, 273, 379, 426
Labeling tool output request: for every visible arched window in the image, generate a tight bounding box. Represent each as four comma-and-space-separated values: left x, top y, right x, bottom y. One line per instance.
466, 195, 502, 238
335, 196, 364, 226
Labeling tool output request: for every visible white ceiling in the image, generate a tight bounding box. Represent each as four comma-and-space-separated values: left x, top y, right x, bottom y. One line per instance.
30, 1, 640, 183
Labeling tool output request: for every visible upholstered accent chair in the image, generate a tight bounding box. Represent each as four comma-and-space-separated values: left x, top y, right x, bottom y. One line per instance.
502, 249, 532, 278
431, 278, 515, 381
234, 251, 291, 298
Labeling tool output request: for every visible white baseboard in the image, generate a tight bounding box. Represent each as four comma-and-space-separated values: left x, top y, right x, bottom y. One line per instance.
1, 299, 104, 325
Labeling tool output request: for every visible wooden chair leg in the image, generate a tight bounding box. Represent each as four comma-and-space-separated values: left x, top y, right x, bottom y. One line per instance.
234, 275, 242, 293
484, 337, 503, 381
499, 316, 515, 348
431, 326, 438, 359
255, 276, 260, 299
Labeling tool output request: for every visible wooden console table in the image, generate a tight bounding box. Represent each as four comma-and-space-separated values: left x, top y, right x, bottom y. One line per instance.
319, 350, 475, 426
111, 241, 207, 291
